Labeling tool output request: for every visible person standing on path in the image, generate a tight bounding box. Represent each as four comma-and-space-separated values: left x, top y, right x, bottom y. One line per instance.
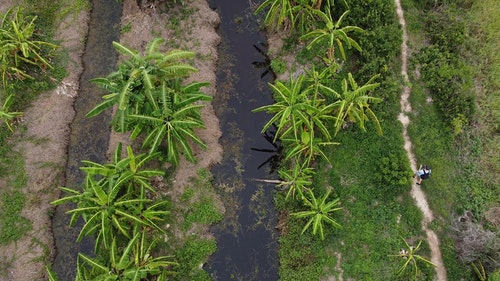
414, 164, 431, 185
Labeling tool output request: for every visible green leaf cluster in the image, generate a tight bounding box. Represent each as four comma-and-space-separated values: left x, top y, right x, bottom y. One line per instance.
0, 6, 58, 88
413, 6, 475, 135
0, 6, 58, 132
51, 144, 176, 280
254, 0, 385, 243
375, 153, 413, 188
87, 38, 211, 166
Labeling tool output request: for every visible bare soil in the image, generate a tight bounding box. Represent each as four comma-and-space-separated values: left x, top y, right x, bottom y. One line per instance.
0, 0, 222, 280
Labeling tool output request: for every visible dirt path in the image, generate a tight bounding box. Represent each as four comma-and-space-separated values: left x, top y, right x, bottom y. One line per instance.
394, 0, 447, 280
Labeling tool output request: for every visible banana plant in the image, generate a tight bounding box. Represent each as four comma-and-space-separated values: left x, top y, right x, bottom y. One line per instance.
51, 145, 169, 251
389, 237, 435, 280
253, 74, 316, 142
128, 81, 211, 166
254, 0, 295, 32
282, 128, 338, 166
52, 175, 169, 252
80, 143, 164, 196
0, 6, 58, 87
300, 7, 363, 63
292, 189, 342, 240
277, 160, 315, 200
86, 38, 198, 132
75, 231, 176, 281
87, 38, 211, 166
330, 72, 383, 136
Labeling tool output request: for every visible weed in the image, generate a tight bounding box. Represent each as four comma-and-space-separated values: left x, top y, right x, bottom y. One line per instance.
0, 190, 32, 245
173, 237, 216, 281
120, 22, 131, 34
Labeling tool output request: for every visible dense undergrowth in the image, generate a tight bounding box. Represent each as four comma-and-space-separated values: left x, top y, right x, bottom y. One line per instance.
405, 0, 500, 279
261, 0, 499, 280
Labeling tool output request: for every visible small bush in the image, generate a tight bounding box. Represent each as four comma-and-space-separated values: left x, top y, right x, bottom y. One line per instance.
374, 153, 413, 188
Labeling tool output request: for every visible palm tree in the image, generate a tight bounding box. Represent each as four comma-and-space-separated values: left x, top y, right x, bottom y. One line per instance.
299, 7, 363, 63
330, 72, 383, 136
389, 238, 435, 280
292, 189, 342, 240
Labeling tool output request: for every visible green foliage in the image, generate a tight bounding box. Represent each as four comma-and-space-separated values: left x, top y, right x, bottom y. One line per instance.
51, 144, 168, 251
182, 199, 223, 231
412, 4, 475, 133
414, 44, 474, 127
375, 153, 413, 188
270, 58, 286, 75
75, 230, 176, 281
87, 38, 211, 166
389, 238, 435, 280
277, 160, 315, 200
490, 269, 500, 281
330, 73, 383, 136
0, 6, 58, 90
254, 0, 295, 32
343, 0, 401, 79
254, 72, 342, 165
254, 0, 348, 34
300, 8, 363, 63
292, 189, 342, 240
0, 94, 22, 132
174, 238, 217, 281
0, 190, 32, 245
472, 260, 487, 281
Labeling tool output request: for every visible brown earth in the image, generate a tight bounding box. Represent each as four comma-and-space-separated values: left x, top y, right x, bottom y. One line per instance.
0, 0, 222, 280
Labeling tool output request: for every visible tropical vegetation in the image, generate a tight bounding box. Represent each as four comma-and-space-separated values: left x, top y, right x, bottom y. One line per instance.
0, 0, 498, 280
87, 38, 211, 166
255, 0, 499, 280
48, 34, 219, 280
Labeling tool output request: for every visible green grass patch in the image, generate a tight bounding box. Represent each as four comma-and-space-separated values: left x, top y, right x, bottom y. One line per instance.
165, 169, 223, 280
0, 190, 32, 245
173, 237, 217, 281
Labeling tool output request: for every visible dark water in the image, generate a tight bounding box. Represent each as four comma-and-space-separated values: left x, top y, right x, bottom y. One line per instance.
206, 1, 279, 280
51, 0, 122, 279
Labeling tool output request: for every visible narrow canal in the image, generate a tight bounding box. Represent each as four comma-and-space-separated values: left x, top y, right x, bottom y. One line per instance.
207, 1, 279, 280
51, 0, 122, 279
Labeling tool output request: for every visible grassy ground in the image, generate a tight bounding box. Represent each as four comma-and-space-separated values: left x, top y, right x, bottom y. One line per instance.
276, 0, 499, 280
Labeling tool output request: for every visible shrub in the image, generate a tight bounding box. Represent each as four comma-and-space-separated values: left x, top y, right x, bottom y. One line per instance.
374, 153, 413, 188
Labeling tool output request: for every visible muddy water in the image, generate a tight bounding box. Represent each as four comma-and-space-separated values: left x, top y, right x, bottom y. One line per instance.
51, 0, 122, 279
206, 1, 279, 280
